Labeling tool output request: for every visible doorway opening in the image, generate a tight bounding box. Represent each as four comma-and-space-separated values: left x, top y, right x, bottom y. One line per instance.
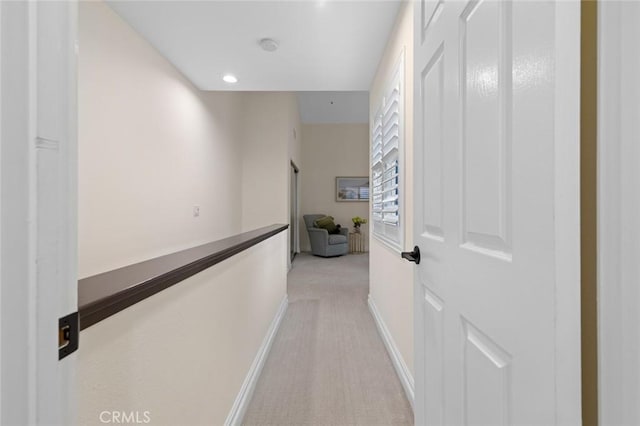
290, 161, 300, 262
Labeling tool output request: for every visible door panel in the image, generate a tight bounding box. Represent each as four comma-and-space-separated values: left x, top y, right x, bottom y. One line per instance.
460, 0, 512, 258
421, 45, 445, 241
413, 1, 581, 424
422, 0, 445, 40
462, 318, 511, 426
422, 287, 444, 425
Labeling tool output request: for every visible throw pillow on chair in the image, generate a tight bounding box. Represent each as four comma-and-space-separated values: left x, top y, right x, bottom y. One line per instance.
314, 216, 341, 234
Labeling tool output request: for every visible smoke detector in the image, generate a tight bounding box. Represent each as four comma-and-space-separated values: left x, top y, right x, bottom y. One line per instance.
259, 38, 279, 52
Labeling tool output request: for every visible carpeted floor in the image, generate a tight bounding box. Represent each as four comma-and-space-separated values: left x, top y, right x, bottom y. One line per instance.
243, 253, 413, 426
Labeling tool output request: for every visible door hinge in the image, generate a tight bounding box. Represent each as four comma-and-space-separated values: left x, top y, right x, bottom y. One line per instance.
59, 311, 79, 360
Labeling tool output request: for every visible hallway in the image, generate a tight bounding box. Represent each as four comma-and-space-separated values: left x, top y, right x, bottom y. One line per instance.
0, 0, 595, 423
243, 253, 413, 425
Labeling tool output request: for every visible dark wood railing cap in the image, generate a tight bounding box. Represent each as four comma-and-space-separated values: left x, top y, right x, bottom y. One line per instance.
78, 224, 288, 330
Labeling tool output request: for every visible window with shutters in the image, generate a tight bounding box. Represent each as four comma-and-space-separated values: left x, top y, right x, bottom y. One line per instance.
371, 54, 403, 251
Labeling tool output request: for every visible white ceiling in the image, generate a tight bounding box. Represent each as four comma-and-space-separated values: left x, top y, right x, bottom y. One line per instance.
106, 0, 401, 91
297, 91, 369, 123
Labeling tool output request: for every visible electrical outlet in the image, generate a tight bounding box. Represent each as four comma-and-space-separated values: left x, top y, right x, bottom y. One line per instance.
193, 206, 200, 217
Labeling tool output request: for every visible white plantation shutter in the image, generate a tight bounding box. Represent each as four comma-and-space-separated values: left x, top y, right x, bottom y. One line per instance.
371, 54, 404, 250
381, 83, 400, 226
383, 86, 400, 156
372, 114, 384, 224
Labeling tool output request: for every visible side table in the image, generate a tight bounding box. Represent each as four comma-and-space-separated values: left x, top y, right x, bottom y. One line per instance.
348, 232, 366, 253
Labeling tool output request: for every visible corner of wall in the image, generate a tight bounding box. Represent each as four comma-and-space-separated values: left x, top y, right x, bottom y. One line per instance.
239, 92, 298, 233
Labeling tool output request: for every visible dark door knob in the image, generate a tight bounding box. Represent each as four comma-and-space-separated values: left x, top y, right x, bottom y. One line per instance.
401, 246, 421, 264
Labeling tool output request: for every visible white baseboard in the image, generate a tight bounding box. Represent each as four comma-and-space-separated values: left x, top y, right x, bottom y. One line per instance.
368, 295, 415, 408
225, 295, 289, 426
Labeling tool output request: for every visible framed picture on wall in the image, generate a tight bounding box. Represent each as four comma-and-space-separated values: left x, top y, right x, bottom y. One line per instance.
336, 177, 369, 202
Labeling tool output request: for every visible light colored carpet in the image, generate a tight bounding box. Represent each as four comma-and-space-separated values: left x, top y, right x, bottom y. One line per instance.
243, 253, 413, 426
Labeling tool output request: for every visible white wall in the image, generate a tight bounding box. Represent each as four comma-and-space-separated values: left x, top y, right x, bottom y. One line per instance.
77, 232, 288, 426
78, 1, 245, 279
368, 1, 414, 377
300, 124, 370, 252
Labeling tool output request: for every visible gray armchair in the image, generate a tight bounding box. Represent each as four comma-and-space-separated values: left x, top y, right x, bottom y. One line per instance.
304, 214, 349, 257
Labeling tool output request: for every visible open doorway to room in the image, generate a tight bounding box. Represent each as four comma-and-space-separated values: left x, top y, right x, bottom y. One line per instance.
296, 91, 371, 258
290, 161, 299, 262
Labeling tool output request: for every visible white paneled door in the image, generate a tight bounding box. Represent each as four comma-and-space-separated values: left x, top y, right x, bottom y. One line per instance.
411, 1, 581, 425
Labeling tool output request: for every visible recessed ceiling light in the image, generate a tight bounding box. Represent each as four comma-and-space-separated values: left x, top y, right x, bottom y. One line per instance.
223, 74, 238, 84
259, 38, 279, 52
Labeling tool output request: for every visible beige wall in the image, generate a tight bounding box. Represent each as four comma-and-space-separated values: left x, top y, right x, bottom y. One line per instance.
240, 93, 300, 230
368, 1, 414, 377
79, 2, 301, 278
239, 92, 301, 260
78, 3, 292, 424
287, 94, 303, 171
300, 123, 369, 252
77, 232, 288, 426
78, 1, 245, 279
288, 95, 303, 254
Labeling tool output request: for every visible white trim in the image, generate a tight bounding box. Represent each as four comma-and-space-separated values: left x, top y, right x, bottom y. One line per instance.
0, 1, 3, 421
370, 49, 405, 253
225, 296, 289, 426
368, 295, 414, 408
597, 2, 640, 425
27, 3, 38, 422
372, 233, 403, 255
1, 3, 49, 422
552, 1, 582, 424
